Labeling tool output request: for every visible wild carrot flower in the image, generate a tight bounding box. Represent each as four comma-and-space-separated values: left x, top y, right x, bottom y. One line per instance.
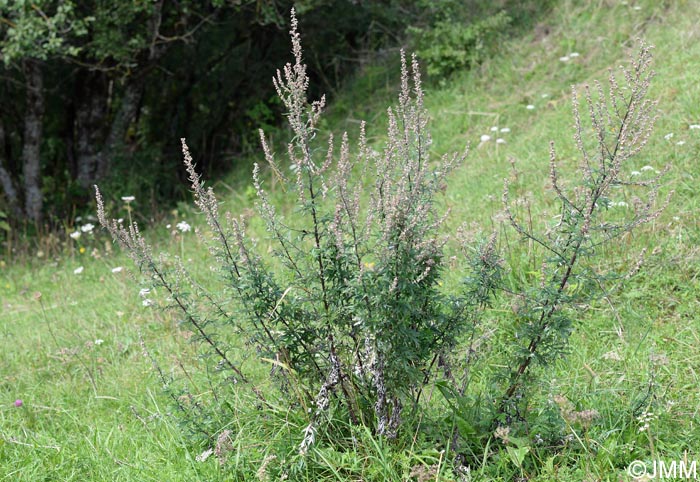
176, 221, 192, 233
121, 196, 135, 203
80, 223, 94, 233
526, 104, 535, 110
637, 410, 656, 432
111, 266, 123, 273
74, 266, 84, 274
480, 134, 491, 142
69, 231, 81, 240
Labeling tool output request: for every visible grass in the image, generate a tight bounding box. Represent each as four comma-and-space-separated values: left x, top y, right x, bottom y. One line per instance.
2, 0, 700, 479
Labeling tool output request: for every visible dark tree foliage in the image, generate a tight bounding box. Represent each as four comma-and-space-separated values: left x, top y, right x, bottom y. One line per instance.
0, 0, 552, 232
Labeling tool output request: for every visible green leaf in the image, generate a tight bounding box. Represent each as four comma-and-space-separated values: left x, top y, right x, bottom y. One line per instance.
506, 445, 530, 468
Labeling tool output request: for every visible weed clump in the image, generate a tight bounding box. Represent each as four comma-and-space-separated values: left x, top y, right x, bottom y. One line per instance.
96, 10, 667, 477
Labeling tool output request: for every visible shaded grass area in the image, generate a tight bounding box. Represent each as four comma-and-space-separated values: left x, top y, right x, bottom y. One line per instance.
2, 0, 700, 479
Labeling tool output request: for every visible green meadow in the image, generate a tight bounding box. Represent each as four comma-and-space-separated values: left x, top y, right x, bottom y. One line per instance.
2, 0, 699, 480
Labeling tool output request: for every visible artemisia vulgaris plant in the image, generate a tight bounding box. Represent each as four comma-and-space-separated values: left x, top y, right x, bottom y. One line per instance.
498, 41, 669, 418
96, 8, 485, 451
96, 7, 668, 471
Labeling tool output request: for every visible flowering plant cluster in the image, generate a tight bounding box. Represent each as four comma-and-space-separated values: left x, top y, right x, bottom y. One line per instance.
96, 14, 667, 472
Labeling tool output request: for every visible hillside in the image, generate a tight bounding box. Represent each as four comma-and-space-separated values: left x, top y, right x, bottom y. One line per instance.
2, 0, 699, 480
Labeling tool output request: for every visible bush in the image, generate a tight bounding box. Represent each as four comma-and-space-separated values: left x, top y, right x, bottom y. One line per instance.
96, 11, 667, 477
409, 11, 512, 78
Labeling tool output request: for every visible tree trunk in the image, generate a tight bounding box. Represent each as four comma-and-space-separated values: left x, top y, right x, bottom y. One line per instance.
96, 79, 143, 182
94, 0, 165, 183
0, 118, 24, 219
75, 71, 108, 190
21, 59, 44, 225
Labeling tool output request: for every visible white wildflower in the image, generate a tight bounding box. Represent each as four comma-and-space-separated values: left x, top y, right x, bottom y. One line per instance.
640, 165, 655, 172
94, 339, 104, 345
676, 140, 685, 145
80, 223, 94, 233
630, 171, 641, 176
500, 127, 511, 133
480, 134, 491, 142
69, 231, 81, 240
139, 288, 151, 297
569, 52, 580, 57
636, 409, 656, 432
111, 266, 123, 273
142, 299, 153, 307
490, 126, 499, 132
526, 104, 535, 110
74, 266, 84, 275
559, 56, 570, 62
689, 124, 700, 130
633, 5, 642, 10
664, 133, 673, 140
496, 138, 507, 144
121, 196, 135, 203
176, 221, 191, 233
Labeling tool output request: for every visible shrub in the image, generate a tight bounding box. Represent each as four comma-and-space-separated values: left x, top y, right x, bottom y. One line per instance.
409, 10, 512, 78
96, 10, 667, 476
498, 41, 668, 417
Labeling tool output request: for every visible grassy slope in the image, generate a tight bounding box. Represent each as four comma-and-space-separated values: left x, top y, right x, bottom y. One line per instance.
2, 0, 699, 479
